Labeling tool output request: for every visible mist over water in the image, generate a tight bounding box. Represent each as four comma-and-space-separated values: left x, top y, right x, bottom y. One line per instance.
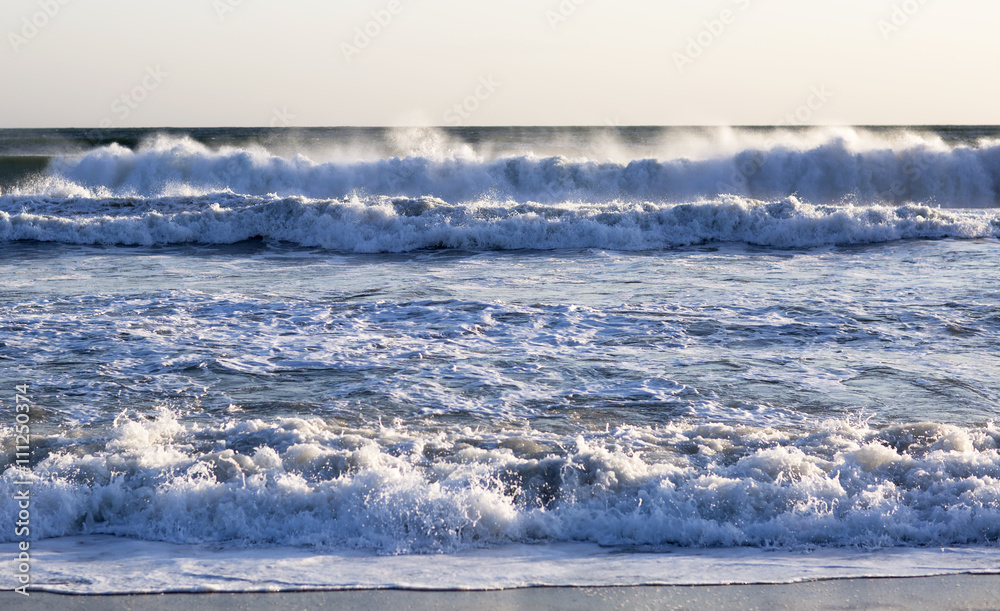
5, 126, 1000, 206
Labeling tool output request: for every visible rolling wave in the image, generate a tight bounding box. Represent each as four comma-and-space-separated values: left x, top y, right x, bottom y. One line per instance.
6, 131, 1000, 206
5, 410, 1000, 551
2, 195, 997, 251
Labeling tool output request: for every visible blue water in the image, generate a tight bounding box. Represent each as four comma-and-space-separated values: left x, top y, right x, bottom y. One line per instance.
2, 126, 1000, 592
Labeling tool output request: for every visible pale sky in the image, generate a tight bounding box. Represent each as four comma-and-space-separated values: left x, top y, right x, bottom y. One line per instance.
2, 0, 996, 127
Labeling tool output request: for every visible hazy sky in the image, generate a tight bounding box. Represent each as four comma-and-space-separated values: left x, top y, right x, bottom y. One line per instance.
2, 0, 996, 127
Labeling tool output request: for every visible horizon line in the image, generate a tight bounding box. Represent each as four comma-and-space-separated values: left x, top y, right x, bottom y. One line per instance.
2, 124, 999, 131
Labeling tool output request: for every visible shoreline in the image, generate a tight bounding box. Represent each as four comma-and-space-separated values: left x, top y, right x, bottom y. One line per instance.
5, 574, 1000, 610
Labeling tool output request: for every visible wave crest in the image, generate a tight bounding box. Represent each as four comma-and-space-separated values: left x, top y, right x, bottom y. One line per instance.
2, 195, 997, 251
10, 132, 1000, 206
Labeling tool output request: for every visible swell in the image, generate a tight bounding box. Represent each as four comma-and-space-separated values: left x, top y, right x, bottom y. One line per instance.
0, 155, 50, 190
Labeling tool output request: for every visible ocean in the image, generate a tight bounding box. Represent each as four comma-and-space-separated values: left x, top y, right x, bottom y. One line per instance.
2, 126, 1000, 593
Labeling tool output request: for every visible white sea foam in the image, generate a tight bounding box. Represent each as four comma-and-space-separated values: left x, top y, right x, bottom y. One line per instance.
3, 129, 998, 250
4, 411, 1000, 555
1, 195, 997, 251
7, 130, 1000, 206
5, 536, 1000, 594
4, 127, 1000, 595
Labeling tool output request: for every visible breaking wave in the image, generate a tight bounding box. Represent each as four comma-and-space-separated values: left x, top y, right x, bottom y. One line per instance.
6, 129, 1000, 206
5, 411, 1000, 552
1, 195, 997, 251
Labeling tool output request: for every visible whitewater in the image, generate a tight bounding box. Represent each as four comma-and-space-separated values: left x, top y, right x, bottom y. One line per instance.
1, 126, 1000, 594
2, 126, 1000, 251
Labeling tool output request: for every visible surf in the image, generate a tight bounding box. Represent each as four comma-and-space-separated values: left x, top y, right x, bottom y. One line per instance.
3, 127, 999, 207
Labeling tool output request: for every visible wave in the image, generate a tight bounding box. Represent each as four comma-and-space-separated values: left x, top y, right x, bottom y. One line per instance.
4, 410, 1000, 552
7, 131, 1000, 206
1, 195, 997, 251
